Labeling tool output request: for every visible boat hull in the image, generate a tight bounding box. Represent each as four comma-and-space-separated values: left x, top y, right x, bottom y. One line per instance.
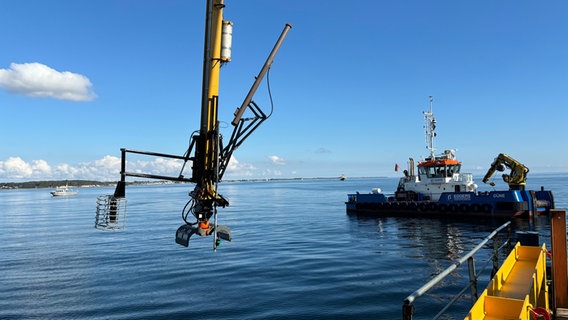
51, 192, 78, 196
346, 189, 554, 219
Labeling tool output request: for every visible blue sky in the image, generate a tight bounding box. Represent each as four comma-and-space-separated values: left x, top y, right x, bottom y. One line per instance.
1, 0, 567, 182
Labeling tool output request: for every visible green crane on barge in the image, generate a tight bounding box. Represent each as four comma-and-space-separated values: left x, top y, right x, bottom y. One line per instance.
95, 0, 291, 250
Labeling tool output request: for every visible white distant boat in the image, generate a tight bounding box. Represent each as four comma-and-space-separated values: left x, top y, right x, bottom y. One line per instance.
51, 185, 78, 197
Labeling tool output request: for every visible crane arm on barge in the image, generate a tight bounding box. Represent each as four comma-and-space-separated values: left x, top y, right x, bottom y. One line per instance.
95, 0, 291, 250
482, 153, 529, 190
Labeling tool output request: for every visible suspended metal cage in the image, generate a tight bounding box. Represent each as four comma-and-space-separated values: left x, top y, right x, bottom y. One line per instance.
95, 195, 127, 231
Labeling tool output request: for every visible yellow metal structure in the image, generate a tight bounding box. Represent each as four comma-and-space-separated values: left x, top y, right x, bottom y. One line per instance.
201, 0, 223, 178
98, 0, 291, 249
464, 242, 549, 320
482, 153, 529, 190
187, 0, 230, 241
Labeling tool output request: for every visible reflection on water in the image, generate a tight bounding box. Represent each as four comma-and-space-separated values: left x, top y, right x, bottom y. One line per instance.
0, 176, 561, 320
347, 212, 551, 319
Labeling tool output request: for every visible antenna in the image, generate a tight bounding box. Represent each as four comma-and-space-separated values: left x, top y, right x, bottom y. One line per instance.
423, 96, 436, 159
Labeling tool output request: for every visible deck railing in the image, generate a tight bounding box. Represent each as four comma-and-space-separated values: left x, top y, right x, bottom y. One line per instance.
402, 221, 512, 320
457, 172, 474, 183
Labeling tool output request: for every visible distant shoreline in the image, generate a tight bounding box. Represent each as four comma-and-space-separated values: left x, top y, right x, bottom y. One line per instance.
3, 171, 565, 190
0, 180, 117, 190
0, 177, 382, 190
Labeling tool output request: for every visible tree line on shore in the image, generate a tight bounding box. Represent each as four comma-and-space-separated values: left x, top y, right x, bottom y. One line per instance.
1, 176, 355, 190
0, 180, 116, 189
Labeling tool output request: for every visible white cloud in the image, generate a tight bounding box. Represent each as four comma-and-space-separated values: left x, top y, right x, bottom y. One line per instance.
55, 163, 80, 177
31, 159, 52, 176
0, 154, 269, 182
225, 156, 256, 177
261, 169, 282, 176
0, 157, 34, 179
130, 157, 185, 176
0, 62, 96, 102
268, 155, 286, 165
0, 156, 183, 181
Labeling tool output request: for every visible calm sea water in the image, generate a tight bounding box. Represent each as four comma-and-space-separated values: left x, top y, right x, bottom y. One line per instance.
1, 175, 566, 320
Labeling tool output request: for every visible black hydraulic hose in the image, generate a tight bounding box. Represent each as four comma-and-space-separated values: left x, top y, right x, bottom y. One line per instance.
181, 199, 196, 225
265, 67, 274, 119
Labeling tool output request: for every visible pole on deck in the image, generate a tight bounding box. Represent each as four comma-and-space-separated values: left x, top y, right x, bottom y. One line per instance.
551, 209, 568, 309
467, 256, 478, 303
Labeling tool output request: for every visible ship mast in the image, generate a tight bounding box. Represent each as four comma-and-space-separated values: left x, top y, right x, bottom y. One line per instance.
423, 96, 436, 159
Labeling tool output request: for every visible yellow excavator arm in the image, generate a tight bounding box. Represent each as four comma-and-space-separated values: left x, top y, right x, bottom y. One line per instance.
482, 153, 529, 190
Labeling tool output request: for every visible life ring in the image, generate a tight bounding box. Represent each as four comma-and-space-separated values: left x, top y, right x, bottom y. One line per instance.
471, 204, 480, 213
481, 204, 492, 213
459, 204, 469, 213
449, 204, 458, 213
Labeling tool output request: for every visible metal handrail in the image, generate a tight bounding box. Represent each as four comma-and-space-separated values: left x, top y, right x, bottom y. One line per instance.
430, 238, 511, 320
402, 221, 511, 320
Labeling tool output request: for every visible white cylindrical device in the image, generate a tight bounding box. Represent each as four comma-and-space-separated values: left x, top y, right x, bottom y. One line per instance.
221, 20, 233, 62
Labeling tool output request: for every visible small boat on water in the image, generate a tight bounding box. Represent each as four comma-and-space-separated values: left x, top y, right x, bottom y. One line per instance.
346, 97, 554, 219
51, 185, 78, 197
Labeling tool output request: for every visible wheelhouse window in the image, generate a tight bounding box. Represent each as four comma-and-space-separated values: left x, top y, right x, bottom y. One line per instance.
419, 164, 461, 178
448, 164, 461, 175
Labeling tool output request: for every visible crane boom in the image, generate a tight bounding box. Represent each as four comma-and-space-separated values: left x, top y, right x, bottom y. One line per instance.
186, 0, 230, 246
95, 0, 291, 250
482, 153, 529, 190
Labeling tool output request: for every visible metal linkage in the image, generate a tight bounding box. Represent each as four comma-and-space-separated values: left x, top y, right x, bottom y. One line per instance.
119, 148, 194, 183
402, 221, 511, 320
